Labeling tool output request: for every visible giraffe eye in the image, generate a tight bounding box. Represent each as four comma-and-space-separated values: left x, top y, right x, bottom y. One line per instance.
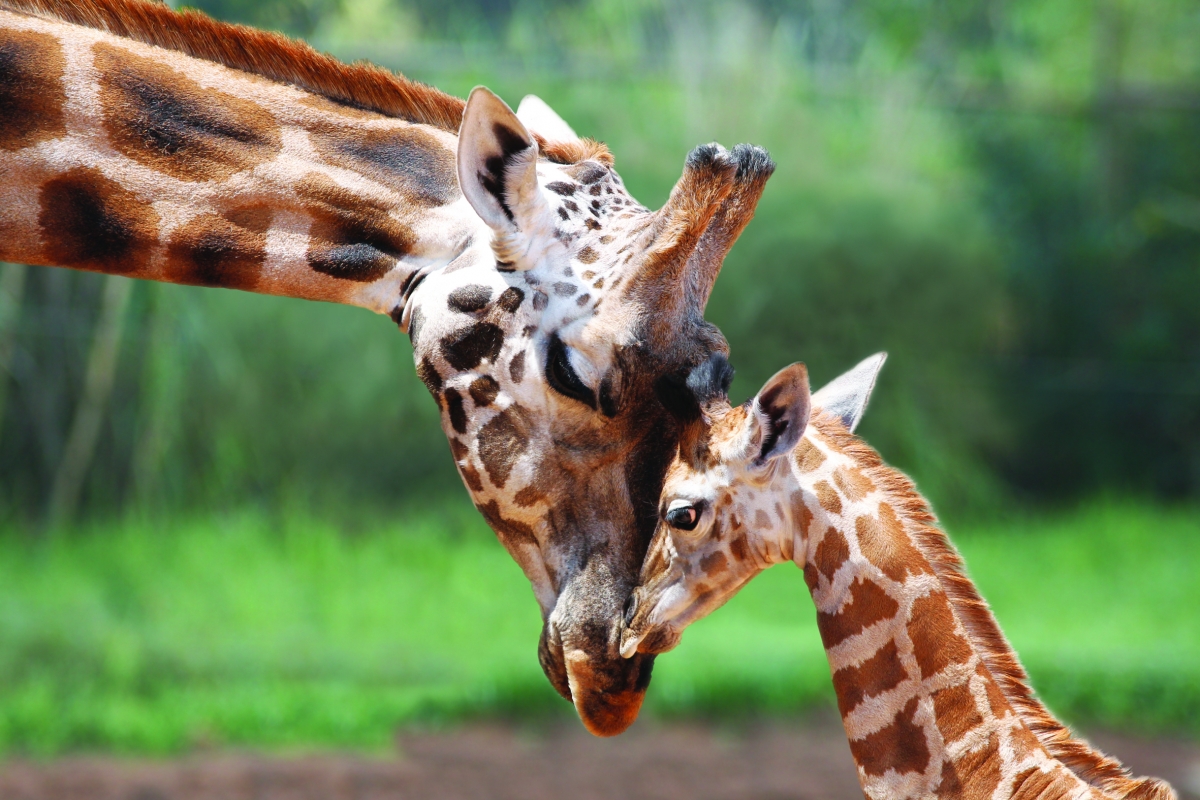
664, 500, 703, 532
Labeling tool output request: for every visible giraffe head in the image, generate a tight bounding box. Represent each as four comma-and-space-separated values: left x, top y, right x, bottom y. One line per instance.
405, 88, 775, 735
620, 354, 885, 658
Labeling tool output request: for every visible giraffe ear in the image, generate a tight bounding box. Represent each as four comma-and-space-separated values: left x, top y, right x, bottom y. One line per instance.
749, 363, 811, 465
811, 352, 887, 433
458, 87, 545, 240
516, 94, 578, 141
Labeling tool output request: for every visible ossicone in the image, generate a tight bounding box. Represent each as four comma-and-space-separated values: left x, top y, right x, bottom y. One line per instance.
630, 143, 775, 332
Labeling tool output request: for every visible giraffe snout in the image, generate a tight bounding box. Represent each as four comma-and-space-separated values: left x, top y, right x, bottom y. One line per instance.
619, 585, 685, 658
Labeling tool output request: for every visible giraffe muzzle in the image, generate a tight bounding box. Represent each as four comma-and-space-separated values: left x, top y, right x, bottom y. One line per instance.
538, 616, 656, 736
563, 646, 655, 737
541, 582, 657, 736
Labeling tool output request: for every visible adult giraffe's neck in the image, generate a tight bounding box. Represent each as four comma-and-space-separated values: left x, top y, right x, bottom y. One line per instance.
0, 0, 484, 317
787, 412, 1173, 800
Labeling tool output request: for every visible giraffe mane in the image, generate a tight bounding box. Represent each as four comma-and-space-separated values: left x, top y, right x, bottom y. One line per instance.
0, 0, 611, 165
812, 410, 1175, 800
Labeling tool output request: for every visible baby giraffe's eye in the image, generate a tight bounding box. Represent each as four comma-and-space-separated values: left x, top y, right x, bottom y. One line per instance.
664, 499, 704, 532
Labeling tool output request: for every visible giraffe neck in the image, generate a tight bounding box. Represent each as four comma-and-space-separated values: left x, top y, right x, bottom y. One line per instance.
0, 2, 484, 317
780, 413, 1172, 800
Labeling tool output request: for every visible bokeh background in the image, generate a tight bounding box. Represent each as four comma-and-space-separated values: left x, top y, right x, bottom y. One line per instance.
0, 0, 1197, 756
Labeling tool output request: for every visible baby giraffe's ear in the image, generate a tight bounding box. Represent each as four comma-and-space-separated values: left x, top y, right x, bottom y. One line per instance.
749, 363, 811, 466
458, 87, 549, 263
811, 352, 886, 433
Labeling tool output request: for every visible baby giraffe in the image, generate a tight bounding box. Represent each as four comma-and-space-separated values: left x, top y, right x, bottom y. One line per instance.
621, 354, 1175, 800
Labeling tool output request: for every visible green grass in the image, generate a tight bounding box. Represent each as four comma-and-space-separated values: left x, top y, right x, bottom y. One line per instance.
0, 500, 1196, 755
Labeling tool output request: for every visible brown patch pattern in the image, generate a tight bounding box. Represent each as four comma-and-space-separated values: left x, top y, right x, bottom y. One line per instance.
476, 409, 525, 489
831, 640, 906, 717
415, 356, 442, 396
310, 125, 457, 206
513, 485, 543, 507
298, 174, 414, 283
791, 491, 813, 540
728, 533, 749, 563
458, 464, 484, 492
833, 465, 874, 502
803, 564, 820, 593
446, 284, 493, 313
698, 550, 728, 577
440, 322, 504, 372
816, 577, 899, 649
476, 500, 538, 551
496, 286, 524, 313
443, 387, 466, 434
931, 681, 983, 745
977, 663, 1010, 719
814, 480, 842, 515
855, 503, 931, 583
0, 27, 67, 152
508, 350, 526, 383
38, 167, 159, 275
1010, 766, 1060, 799
96, 43, 281, 182
793, 438, 826, 473
164, 210, 268, 290
907, 593, 973, 679
935, 732, 1001, 798
848, 697, 930, 777
813, 526, 850, 583
468, 375, 500, 407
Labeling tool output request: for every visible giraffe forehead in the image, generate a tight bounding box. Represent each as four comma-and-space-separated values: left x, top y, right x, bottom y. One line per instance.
536, 161, 649, 273
657, 470, 720, 506
674, 405, 754, 475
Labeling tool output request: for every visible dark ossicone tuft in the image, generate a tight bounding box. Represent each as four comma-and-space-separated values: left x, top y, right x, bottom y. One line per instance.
685, 352, 735, 405
655, 352, 734, 422
729, 142, 776, 181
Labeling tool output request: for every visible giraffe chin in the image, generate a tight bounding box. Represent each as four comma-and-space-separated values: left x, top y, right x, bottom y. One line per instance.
564, 649, 655, 737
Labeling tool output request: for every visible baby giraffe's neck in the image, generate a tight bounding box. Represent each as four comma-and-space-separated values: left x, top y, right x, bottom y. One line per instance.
771, 412, 1172, 800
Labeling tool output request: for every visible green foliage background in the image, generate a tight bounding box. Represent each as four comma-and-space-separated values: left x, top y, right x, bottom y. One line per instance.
3, 0, 1198, 519
1, 502, 1197, 754
0, 0, 1197, 753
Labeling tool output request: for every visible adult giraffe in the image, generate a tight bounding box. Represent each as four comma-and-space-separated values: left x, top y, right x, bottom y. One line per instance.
621, 354, 1175, 799
0, 0, 776, 735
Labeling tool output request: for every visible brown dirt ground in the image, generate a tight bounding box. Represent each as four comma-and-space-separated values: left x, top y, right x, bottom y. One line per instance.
2, 715, 1197, 800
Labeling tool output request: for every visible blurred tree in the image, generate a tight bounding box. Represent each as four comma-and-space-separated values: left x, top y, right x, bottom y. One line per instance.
2, 0, 1196, 523
0, 263, 27, 452
46, 277, 133, 529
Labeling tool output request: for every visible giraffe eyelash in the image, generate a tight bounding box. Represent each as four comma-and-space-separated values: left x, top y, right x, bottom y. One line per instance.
663, 499, 705, 532
545, 333, 597, 410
